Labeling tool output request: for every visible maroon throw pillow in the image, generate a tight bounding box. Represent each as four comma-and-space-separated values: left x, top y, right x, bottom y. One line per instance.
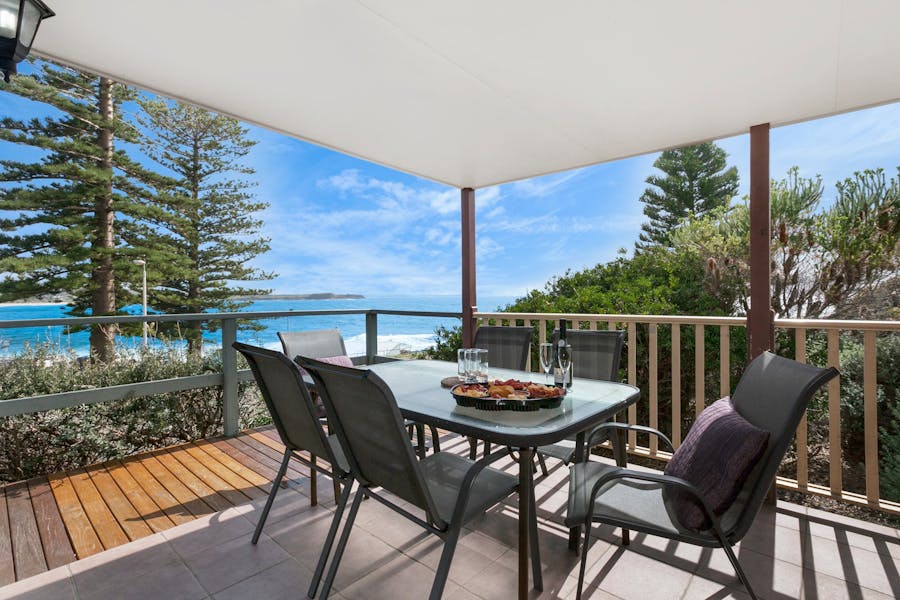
664, 397, 769, 531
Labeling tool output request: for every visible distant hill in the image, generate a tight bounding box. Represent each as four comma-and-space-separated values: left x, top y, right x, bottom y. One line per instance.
232, 293, 365, 300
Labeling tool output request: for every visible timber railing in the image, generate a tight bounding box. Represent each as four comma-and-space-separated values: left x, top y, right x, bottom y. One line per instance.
476, 311, 900, 515
0, 308, 460, 436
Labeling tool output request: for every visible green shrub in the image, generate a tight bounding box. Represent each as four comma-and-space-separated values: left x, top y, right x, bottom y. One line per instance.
836, 334, 900, 501
421, 324, 462, 362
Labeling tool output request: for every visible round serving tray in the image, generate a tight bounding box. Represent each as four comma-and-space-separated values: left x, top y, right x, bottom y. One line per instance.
450, 383, 565, 412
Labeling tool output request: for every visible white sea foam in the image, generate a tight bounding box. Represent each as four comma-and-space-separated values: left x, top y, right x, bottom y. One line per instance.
344, 333, 437, 357
262, 333, 436, 357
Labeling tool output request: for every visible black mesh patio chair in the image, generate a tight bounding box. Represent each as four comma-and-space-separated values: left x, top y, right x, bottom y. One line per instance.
297, 356, 541, 600
468, 325, 534, 459
278, 329, 352, 364
473, 325, 533, 371
279, 329, 441, 456
535, 330, 625, 472
567, 351, 839, 600
233, 342, 353, 599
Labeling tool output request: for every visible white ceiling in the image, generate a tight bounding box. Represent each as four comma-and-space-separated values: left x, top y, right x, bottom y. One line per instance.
31, 0, 900, 188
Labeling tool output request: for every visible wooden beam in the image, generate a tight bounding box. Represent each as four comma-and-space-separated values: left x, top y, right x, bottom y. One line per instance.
461, 187, 477, 347
748, 123, 774, 360
750, 123, 778, 505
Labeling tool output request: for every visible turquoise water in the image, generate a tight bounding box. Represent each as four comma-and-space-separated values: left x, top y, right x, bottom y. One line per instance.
0, 295, 515, 356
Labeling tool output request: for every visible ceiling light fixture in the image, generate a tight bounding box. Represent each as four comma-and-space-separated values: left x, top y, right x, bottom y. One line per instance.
0, 0, 54, 83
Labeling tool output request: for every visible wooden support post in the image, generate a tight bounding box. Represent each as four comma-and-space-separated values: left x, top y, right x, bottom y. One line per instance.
461, 187, 477, 347
748, 123, 774, 360
750, 123, 777, 504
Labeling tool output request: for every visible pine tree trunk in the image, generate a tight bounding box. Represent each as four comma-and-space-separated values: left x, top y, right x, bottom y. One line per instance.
89, 76, 117, 362
185, 138, 203, 355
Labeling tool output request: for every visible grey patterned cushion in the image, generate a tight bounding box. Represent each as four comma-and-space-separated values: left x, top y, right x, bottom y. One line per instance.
664, 397, 769, 531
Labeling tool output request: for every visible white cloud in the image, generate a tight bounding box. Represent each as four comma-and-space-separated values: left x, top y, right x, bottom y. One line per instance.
510, 169, 585, 197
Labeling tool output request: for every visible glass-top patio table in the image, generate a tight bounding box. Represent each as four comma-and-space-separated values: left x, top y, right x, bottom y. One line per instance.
366, 359, 640, 600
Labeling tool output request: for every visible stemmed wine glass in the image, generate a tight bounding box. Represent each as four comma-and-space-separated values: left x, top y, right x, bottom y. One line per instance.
539, 343, 554, 384
557, 342, 572, 388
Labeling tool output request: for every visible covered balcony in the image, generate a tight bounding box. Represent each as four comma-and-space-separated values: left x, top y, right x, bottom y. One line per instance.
1, 1, 899, 598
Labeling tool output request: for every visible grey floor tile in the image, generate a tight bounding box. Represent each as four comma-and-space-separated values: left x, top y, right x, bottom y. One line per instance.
213, 558, 314, 600
0, 568, 76, 600
340, 552, 460, 600
582, 546, 694, 600
800, 569, 898, 600
694, 546, 804, 600
183, 533, 290, 594
80, 561, 206, 600
164, 508, 254, 558
798, 535, 900, 597
70, 535, 181, 598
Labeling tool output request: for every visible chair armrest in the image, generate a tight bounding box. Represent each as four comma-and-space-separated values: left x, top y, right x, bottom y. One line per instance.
585, 468, 722, 535
586, 422, 675, 453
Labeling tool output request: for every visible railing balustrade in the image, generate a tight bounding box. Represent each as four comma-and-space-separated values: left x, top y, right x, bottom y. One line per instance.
0, 309, 460, 436
476, 311, 900, 516
1, 307, 896, 515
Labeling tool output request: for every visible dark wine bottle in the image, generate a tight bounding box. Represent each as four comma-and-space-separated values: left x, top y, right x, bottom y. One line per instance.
555, 319, 569, 387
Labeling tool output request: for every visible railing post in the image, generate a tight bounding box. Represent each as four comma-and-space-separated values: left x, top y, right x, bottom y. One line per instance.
366, 311, 378, 364
461, 187, 477, 347
221, 317, 239, 436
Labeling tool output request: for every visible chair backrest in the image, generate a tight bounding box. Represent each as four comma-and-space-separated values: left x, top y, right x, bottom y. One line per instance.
473, 325, 533, 371
233, 342, 335, 463
296, 356, 445, 529
551, 329, 624, 381
721, 351, 838, 540
278, 329, 348, 361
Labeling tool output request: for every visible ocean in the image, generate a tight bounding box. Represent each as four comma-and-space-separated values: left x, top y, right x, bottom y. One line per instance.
0, 295, 515, 357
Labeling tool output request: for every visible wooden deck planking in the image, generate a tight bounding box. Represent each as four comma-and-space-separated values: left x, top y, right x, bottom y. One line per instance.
0, 486, 15, 586
191, 440, 272, 492
47, 473, 104, 559
215, 437, 314, 497
84, 464, 154, 541
242, 431, 318, 483
4, 481, 48, 580
148, 450, 233, 512
213, 437, 286, 484
232, 434, 313, 485
25, 478, 76, 570
104, 461, 176, 533
245, 429, 289, 455
178, 444, 266, 504
208, 438, 278, 480
160, 447, 250, 508
66, 469, 130, 550
1, 428, 317, 584
134, 455, 217, 520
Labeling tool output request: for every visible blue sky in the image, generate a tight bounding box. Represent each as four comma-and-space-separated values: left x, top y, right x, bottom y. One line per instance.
2, 71, 899, 300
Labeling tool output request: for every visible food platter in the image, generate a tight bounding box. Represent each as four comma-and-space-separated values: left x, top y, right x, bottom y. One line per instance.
451, 379, 565, 411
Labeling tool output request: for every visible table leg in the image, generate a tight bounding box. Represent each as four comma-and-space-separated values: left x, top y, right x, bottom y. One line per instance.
568, 431, 587, 551
518, 447, 539, 599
